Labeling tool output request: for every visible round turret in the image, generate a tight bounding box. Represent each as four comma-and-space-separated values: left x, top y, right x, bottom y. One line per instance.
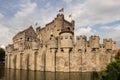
59, 30, 74, 49
76, 35, 87, 52
89, 35, 100, 49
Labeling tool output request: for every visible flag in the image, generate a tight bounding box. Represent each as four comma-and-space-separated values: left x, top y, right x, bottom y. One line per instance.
68, 14, 72, 18
59, 8, 64, 12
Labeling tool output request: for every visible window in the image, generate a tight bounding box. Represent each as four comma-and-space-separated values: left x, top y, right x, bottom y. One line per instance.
61, 48, 64, 52
61, 36, 63, 40
65, 36, 68, 39
57, 29, 60, 31
78, 49, 82, 52
73, 28, 74, 30
67, 27, 70, 30
70, 36, 72, 39
27, 38, 29, 41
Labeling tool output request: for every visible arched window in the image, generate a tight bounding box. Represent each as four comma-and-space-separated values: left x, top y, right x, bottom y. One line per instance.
65, 36, 68, 39
78, 49, 82, 52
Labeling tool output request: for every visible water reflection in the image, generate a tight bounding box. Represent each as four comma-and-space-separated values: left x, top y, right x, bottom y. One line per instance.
0, 68, 4, 79
4, 69, 93, 80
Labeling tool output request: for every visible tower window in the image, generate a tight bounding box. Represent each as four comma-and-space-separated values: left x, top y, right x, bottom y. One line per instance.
57, 29, 60, 31
61, 48, 64, 52
61, 36, 63, 40
67, 27, 70, 30
27, 38, 30, 41
70, 36, 72, 39
65, 36, 68, 39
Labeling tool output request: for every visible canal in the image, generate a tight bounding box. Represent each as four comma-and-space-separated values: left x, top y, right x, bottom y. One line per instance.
0, 68, 95, 80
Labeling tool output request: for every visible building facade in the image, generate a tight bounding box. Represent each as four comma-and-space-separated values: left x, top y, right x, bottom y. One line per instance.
5, 14, 116, 72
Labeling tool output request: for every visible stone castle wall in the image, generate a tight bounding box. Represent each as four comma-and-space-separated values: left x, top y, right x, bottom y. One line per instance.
5, 14, 116, 72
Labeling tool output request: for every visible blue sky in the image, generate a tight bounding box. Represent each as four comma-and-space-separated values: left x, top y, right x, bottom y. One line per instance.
0, 0, 120, 48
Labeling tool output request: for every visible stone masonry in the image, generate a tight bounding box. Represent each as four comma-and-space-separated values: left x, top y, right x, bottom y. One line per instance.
5, 14, 116, 72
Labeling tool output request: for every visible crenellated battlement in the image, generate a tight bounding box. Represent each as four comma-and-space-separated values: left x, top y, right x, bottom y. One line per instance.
5, 14, 117, 72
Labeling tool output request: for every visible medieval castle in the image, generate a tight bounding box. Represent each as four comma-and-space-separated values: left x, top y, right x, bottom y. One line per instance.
5, 14, 116, 72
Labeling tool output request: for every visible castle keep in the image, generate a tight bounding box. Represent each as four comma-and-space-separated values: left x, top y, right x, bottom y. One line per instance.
5, 14, 116, 72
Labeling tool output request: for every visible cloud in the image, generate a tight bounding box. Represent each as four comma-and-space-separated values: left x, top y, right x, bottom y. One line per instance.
63, 0, 120, 28
62, 0, 73, 3
0, 24, 12, 45
0, 0, 38, 46
99, 24, 120, 47
100, 25, 120, 31
0, 13, 4, 19
75, 27, 94, 36
15, 2, 37, 17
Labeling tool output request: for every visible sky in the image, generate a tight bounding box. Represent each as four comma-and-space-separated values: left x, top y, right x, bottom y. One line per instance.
0, 0, 120, 48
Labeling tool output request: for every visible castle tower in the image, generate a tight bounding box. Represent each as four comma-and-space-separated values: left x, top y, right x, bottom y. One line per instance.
48, 34, 58, 53
59, 28, 74, 53
89, 35, 100, 51
36, 13, 75, 45
103, 38, 113, 51
112, 41, 116, 51
76, 35, 87, 53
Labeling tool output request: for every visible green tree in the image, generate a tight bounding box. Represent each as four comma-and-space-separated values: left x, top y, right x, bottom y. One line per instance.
0, 48, 5, 62
115, 52, 120, 61
100, 52, 120, 80
94, 52, 120, 80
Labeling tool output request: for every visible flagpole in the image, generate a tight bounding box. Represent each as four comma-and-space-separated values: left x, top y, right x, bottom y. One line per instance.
58, 8, 64, 30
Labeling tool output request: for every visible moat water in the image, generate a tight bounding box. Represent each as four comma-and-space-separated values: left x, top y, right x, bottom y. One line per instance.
0, 68, 96, 80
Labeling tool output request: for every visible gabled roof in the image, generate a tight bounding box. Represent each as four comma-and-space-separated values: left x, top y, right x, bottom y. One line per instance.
13, 25, 34, 40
